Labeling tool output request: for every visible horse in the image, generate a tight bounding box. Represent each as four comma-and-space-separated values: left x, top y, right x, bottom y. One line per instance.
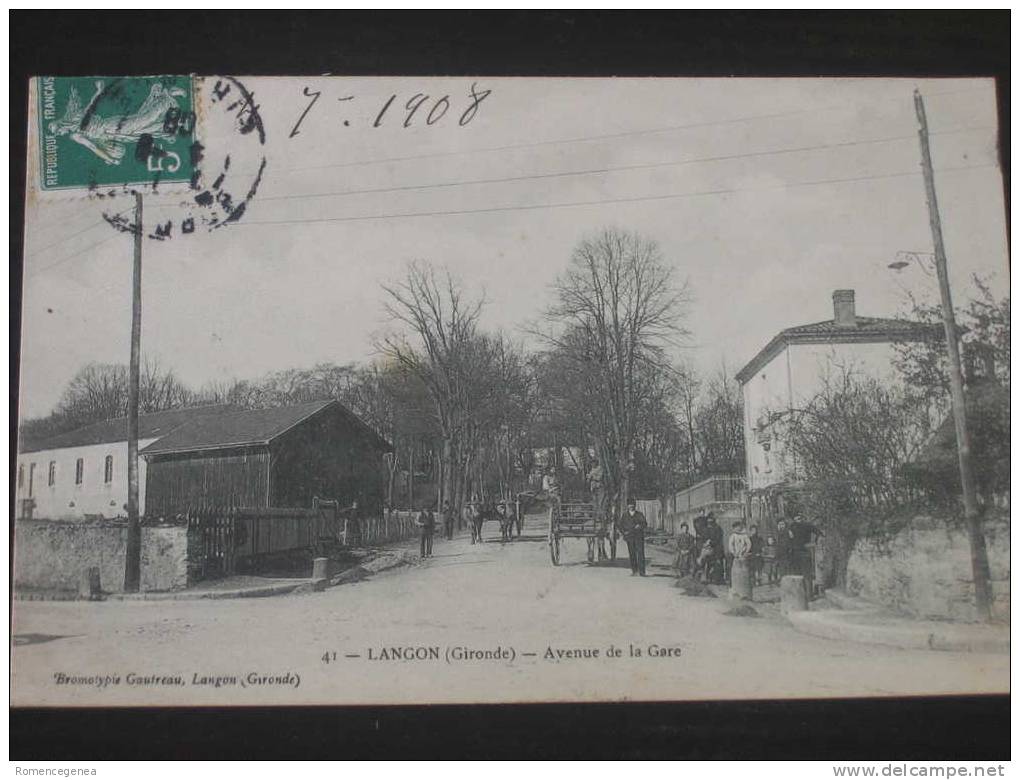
465, 502, 494, 544
497, 504, 516, 542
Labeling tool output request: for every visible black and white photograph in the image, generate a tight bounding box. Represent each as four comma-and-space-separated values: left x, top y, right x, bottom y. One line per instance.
10, 27, 1010, 730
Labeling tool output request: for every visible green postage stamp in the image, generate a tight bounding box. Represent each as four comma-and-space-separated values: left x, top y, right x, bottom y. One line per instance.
36, 75, 197, 192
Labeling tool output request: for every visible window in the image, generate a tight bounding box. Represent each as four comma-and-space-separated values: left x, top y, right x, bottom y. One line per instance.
18, 465, 24, 489
75, 458, 84, 485
48, 461, 56, 487
104, 455, 114, 484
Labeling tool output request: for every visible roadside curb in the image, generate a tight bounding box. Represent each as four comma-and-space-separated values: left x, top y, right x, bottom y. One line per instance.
788, 605, 1010, 654
294, 549, 415, 595
85, 548, 418, 601
106, 581, 309, 601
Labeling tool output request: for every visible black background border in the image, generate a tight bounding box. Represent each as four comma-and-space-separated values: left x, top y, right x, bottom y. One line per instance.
9, 10, 1010, 761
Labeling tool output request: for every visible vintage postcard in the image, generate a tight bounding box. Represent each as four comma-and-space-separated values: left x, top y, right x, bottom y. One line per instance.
12, 76, 1009, 707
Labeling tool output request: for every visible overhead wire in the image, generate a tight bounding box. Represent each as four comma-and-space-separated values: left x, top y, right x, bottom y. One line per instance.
268, 83, 995, 176
25, 230, 122, 280
23, 85, 999, 274
23, 204, 134, 259
235, 163, 997, 228
256, 125, 992, 205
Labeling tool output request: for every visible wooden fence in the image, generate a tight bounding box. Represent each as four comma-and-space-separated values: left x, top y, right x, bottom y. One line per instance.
186, 505, 420, 580
355, 511, 419, 546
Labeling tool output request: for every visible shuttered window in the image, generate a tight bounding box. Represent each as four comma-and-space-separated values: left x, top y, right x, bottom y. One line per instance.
75, 458, 84, 485
104, 455, 114, 484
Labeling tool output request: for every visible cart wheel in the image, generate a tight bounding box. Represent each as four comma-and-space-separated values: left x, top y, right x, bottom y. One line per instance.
550, 533, 560, 565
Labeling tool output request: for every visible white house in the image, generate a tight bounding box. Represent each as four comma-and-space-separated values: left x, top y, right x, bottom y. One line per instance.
15, 405, 230, 521
735, 289, 935, 524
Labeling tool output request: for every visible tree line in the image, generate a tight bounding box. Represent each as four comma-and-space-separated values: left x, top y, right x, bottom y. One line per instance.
19, 228, 743, 519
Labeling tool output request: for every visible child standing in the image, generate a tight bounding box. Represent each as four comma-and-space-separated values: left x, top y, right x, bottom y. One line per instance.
763, 535, 778, 584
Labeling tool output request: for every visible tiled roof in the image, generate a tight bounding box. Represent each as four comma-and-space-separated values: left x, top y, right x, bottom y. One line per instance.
735, 315, 940, 384
782, 316, 935, 338
19, 405, 236, 454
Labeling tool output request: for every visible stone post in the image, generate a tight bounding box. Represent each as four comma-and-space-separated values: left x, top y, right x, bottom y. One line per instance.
312, 557, 331, 581
780, 575, 809, 614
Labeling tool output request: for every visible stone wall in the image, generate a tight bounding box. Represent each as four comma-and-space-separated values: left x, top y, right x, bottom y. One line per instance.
14, 519, 191, 594
846, 516, 1009, 622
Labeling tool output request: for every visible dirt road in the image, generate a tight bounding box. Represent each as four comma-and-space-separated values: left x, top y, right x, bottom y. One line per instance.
11, 514, 1008, 706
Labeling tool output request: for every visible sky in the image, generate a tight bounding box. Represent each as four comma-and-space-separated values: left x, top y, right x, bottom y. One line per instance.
18, 77, 1009, 420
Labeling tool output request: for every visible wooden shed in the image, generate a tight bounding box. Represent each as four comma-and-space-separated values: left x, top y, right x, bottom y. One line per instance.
142, 399, 391, 518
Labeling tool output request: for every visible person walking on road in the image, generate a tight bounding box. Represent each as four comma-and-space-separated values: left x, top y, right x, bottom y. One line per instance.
416, 507, 436, 558
618, 498, 648, 576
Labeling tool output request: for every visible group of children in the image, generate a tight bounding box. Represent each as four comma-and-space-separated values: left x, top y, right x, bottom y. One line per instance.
672, 515, 781, 586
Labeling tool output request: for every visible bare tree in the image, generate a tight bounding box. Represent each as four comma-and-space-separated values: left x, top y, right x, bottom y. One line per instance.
691, 364, 745, 477
379, 261, 484, 515
781, 365, 931, 587
540, 228, 690, 512
21, 358, 201, 445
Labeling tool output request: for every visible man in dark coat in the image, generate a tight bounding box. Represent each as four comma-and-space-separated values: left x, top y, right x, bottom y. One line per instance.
774, 518, 793, 578
416, 508, 436, 558
789, 515, 823, 594
618, 499, 648, 576
704, 513, 725, 584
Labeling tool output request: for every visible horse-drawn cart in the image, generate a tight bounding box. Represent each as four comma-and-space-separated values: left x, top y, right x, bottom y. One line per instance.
548, 501, 616, 565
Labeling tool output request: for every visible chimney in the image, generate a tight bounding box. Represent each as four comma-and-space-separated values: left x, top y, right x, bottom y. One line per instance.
832, 289, 856, 327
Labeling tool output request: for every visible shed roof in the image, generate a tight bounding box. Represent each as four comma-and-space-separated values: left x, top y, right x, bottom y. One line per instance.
735, 316, 939, 385
141, 399, 392, 456
20, 399, 392, 457
18, 405, 235, 454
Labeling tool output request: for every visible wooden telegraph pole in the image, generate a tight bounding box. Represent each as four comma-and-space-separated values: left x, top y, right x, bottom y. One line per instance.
913, 89, 993, 620
124, 191, 143, 592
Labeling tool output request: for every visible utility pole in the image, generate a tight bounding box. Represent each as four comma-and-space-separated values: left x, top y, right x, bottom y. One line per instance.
124, 191, 143, 592
913, 89, 993, 620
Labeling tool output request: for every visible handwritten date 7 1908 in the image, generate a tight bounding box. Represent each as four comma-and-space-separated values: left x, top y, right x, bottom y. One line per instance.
289, 82, 492, 139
